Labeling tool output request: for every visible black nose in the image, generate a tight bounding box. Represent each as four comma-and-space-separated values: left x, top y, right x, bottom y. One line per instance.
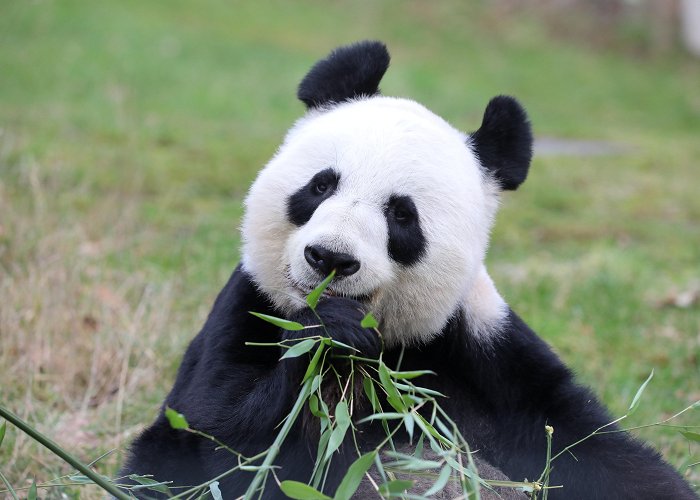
304, 245, 361, 277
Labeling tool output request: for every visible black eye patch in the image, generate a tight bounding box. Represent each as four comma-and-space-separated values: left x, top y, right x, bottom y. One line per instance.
287, 168, 340, 226
385, 194, 426, 266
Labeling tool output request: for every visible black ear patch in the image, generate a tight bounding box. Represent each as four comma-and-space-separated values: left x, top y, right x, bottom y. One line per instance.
470, 96, 533, 191
297, 40, 390, 110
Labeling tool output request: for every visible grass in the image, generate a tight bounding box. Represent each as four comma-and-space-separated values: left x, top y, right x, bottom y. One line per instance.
0, 0, 698, 496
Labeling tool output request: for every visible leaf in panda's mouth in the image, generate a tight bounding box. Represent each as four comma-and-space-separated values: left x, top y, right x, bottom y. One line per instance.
306, 270, 336, 310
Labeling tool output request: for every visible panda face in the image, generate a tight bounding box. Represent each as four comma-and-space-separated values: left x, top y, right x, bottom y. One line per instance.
241, 96, 504, 345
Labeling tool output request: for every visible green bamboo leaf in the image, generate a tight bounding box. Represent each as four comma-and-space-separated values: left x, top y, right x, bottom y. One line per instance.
303, 344, 326, 382
67, 475, 94, 484
404, 414, 415, 442
357, 412, 405, 423
327, 339, 359, 352
164, 407, 189, 430
434, 417, 455, 442
249, 311, 305, 331
0, 420, 5, 448
681, 431, 700, 442
377, 479, 414, 496
360, 312, 378, 329
127, 475, 173, 495
209, 480, 223, 500
333, 451, 377, 500
311, 428, 333, 489
362, 377, 380, 412
311, 374, 322, 394
379, 362, 405, 412
325, 402, 351, 460
413, 413, 452, 447
628, 369, 654, 415
335, 401, 350, 428
424, 464, 452, 497
27, 480, 37, 500
309, 394, 321, 418
389, 369, 435, 380
306, 271, 336, 310
281, 339, 318, 360
414, 434, 425, 459
280, 480, 332, 500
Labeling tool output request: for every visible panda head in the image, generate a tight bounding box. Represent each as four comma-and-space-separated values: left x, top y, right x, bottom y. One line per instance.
242, 41, 532, 346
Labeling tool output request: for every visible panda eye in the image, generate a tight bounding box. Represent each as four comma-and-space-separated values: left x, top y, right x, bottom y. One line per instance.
313, 181, 329, 195
386, 195, 418, 226
393, 206, 411, 222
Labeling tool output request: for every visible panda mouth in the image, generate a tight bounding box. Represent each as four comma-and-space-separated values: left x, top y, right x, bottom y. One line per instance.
293, 282, 375, 304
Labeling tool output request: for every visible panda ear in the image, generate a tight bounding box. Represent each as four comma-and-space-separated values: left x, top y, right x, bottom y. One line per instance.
470, 95, 533, 191
297, 40, 390, 110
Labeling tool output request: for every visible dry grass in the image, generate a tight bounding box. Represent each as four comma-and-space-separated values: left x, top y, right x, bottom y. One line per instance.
0, 133, 189, 494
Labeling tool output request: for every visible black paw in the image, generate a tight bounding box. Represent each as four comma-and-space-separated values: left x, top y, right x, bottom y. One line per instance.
291, 297, 380, 358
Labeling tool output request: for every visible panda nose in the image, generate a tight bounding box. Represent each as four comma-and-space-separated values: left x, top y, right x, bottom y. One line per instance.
304, 245, 361, 277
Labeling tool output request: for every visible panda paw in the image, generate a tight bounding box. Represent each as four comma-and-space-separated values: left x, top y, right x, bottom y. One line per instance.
291, 297, 381, 358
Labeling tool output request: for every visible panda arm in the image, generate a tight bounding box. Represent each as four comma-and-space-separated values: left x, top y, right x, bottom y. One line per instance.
120, 268, 302, 482
121, 269, 380, 487
460, 309, 697, 499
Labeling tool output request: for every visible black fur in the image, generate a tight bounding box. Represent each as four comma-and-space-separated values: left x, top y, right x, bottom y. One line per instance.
471, 95, 533, 190
385, 194, 426, 266
121, 267, 697, 499
297, 40, 390, 109
287, 168, 340, 226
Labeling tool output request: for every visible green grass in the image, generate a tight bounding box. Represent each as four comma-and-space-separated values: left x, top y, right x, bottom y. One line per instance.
1, 0, 698, 496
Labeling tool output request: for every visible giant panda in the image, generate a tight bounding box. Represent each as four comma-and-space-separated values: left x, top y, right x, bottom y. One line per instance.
121, 41, 698, 499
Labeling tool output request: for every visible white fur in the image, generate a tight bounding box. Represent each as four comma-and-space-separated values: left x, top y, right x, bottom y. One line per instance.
241, 96, 506, 346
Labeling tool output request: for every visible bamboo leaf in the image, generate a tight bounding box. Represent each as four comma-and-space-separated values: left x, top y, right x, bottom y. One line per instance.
281, 339, 317, 360
209, 481, 223, 500
310, 374, 323, 395
403, 414, 415, 442
377, 479, 414, 496
303, 344, 326, 382
67, 475, 94, 484
333, 451, 377, 500
681, 431, 700, 442
379, 362, 405, 412
249, 311, 305, 331
0, 420, 5, 448
280, 480, 332, 500
414, 434, 425, 459
164, 407, 189, 430
127, 475, 173, 494
360, 312, 379, 329
324, 427, 346, 460
311, 428, 333, 489
306, 271, 336, 310
424, 464, 453, 497
434, 417, 455, 442
27, 480, 37, 500
335, 401, 350, 429
362, 377, 380, 412
413, 413, 452, 447
325, 402, 351, 460
628, 369, 654, 415
389, 369, 435, 380
357, 412, 405, 423
327, 339, 359, 352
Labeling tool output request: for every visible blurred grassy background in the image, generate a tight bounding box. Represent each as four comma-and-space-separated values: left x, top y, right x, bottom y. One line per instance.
1, 0, 698, 496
